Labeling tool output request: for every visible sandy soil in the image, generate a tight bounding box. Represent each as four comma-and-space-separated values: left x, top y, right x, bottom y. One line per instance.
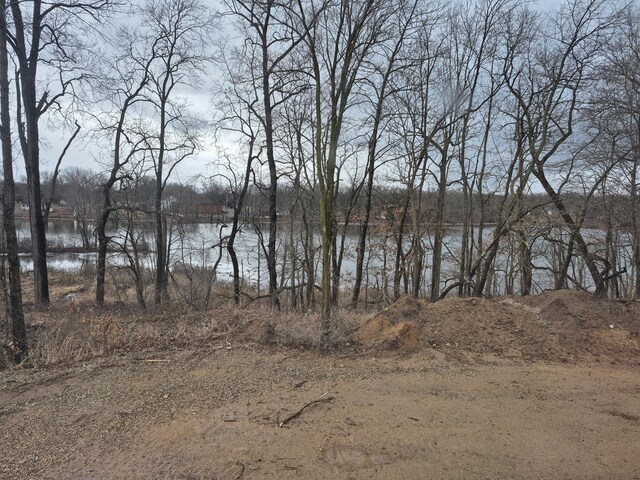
2, 290, 639, 479
1, 346, 639, 480
354, 291, 640, 363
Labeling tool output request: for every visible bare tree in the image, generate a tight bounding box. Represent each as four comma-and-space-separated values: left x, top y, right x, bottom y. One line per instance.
94, 25, 154, 305
502, 0, 620, 295
296, 0, 394, 339
450, 0, 518, 297
213, 41, 264, 305
597, 5, 640, 297
6, 0, 116, 306
60, 167, 101, 250
42, 120, 81, 223
140, 0, 212, 305
277, 94, 318, 309
225, 0, 313, 310
351, 0, 420, 304
0, 0, 25, 363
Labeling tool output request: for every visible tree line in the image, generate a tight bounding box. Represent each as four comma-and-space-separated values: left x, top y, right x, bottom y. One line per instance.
1, 0, 639, 361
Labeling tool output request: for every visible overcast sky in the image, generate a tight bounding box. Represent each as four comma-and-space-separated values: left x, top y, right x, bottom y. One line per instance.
32, 0, 561, 187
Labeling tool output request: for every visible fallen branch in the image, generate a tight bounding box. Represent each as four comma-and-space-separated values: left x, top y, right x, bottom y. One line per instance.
234, 462, 245, 480
278, 390, 335, 428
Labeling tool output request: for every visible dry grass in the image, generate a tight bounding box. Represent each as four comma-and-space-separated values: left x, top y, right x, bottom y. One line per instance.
6, 300, 370, 368
26, 304, 125, 367
272, 309, 366, 350
1, 268, 381, 368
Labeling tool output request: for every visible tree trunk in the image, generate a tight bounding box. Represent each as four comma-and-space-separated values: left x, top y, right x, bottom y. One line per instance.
518, 230, 532, 296
96, 196, 110, 305
352, 148, 375, 304
393, 198, 410, 300
11, 2, 49, 306
631, 155, 640, 299
154, 190, 167, 305
0, 0, 26, 362
260, 33, 280, 311
534, 168, 605, 295
430, 138, 450, 303
154, 91, 167, 304
228, 142, 254, 306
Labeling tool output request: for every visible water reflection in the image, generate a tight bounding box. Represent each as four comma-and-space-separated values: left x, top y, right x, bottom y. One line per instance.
12, 220, 615, 295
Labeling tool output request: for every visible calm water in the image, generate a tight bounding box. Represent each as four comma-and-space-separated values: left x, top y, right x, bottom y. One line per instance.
11, 219, 616, 295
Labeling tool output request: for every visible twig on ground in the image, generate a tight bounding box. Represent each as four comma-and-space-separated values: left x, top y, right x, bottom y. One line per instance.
234, 462, 245, 479
278, 388, 336, 428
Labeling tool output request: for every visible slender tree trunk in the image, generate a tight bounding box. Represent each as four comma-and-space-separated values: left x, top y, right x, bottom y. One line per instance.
301, 204, 315, 309
459, 184, 470, 297
43, 121, 80, 223
458, 123, 471, 298
352, 149, 375, 304
11, 2, 49, 306
410, 199, 424, 298
289, 216, 297, 310
430, 138, 450, 303
393, 198, 410, 300
125, 213, 146, 309
518, 230, 532, 295
476, 231, 503, 297
154, 183, 167, 304
533, 169, 605, 295
516, 145, 532, 296
228, 142, 254, 306
631, 153, 640, 299
319, 137, 336, 340
472, 95, 494, 297
0, 0, 26, 362
154, 93, 167, 304
331, 230, 342, 305
96, 187, 111, 305
25, 153, 49, 305
260, 34, 280, 311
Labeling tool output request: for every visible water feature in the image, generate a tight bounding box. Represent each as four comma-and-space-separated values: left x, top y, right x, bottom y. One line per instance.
10, 219, 624, 296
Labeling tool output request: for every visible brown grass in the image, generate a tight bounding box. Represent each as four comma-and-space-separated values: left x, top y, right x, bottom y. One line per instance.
26, 304, 125, 366
2, 268, 380, 368
11, 299, 370, 368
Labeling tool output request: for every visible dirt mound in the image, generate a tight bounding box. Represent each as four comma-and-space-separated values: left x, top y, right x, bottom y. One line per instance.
354, 291, 640, 362
354, 296, 425, 352
235, 319, 277, 345
356, 320, 422, 351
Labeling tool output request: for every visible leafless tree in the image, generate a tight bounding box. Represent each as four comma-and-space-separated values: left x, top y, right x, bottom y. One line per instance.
213, 40, 264, 305
297, 0, 394, 339
6, 0, 116, 306
350, 0, 420, 304
502, 0, 621, 295
596, 5, 640, 297
0, 0, 25, 363
93, 24, 154, 305
138, 0, 212, 305
60, 167, 101, 250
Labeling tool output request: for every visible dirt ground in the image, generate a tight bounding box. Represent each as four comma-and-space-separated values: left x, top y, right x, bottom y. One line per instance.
0, 348, 638, 479
354, 291, 640, 363
1, 291, 639, 479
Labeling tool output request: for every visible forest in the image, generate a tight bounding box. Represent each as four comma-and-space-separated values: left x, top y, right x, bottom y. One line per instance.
1, 0, 639, 362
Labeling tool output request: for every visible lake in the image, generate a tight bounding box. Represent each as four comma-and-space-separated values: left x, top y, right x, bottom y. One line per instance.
10, 219, 617, 296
